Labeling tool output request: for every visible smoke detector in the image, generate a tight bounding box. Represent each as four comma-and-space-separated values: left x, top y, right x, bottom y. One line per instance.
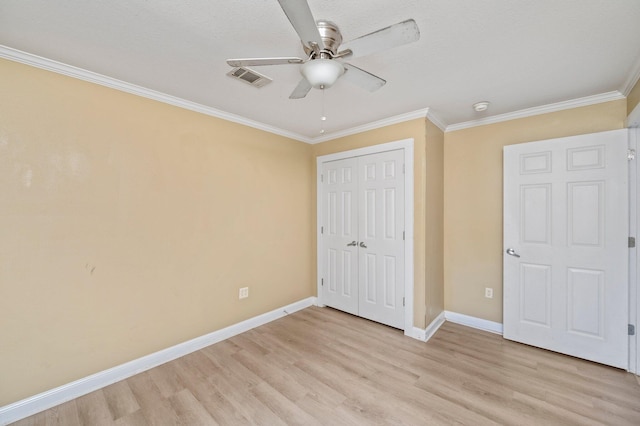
473, 101, 490, 112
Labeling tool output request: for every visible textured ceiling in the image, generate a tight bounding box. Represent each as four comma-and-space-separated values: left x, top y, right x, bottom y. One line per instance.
1, 0, 640, 140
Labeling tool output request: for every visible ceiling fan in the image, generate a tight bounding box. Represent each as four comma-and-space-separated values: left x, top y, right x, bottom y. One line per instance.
226, 0, 420, 99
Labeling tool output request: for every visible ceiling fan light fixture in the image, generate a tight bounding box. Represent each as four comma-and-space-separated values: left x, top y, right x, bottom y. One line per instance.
300, 59, 344, 89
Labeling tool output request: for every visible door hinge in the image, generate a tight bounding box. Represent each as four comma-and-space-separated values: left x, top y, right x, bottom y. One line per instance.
403, 297, 405, 307
321, 174, 324, 182
630, 236, 636, 248
321, 226, 324, 235
628, 149, 636, 160
321, 278, 324, 287
403, 231, 405, 241
629, 324, 635, 336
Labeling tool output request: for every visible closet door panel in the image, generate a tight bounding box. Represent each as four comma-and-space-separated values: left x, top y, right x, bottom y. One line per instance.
322, 157, 359, 315
357, 149, 405, 329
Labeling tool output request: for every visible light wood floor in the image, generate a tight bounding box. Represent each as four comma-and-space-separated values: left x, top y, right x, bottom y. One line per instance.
11, 306, 640, 425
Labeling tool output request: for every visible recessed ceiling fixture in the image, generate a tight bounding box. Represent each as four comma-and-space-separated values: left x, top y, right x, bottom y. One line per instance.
473, 101, 490, 112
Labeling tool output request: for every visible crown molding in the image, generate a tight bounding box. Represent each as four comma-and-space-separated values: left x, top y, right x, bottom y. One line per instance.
310, 108, 432, 144
425, 110, 447, 132
0, 45, 433, 145
446, 91, 626, 132
3, 45, 635, 142
621, 54, 640, 96
0, 45, 436, 144
0, 45, 313, 144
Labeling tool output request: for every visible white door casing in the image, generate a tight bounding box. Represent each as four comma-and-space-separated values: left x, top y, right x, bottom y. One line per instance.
503, 129, 629, 369
630, 127, 639, 375
317, 139, 414, 335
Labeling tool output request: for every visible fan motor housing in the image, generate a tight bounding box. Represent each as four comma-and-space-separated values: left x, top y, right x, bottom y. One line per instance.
303, 20, 342, 56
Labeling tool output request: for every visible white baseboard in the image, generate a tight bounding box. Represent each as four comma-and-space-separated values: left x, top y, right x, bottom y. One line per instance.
424, 312, 446, 341
407, 311, 446, 342
0, 297, 317, 426
444, 311, 503, 335
407, 327, 427, 341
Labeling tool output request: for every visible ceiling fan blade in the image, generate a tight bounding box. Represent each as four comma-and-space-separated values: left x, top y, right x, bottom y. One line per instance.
227, 57, 305, 67
289, 78, 312, 99
340, 19, 420, 59
342, 63, 386, 92
277, 0, 324, 49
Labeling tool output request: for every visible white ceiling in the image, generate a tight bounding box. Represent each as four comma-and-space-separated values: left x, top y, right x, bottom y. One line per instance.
1, 1, 640, 141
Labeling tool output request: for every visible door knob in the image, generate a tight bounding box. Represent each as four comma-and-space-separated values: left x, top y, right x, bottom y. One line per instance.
506, 248, 520, 258
347, 241, 357, 246
359, 242, 367, 248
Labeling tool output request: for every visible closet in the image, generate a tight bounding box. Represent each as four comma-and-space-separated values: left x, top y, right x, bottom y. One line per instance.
319, 148, 405, 329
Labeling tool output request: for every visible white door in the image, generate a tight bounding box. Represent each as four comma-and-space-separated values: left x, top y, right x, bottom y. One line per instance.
322, 157, 359, 315
322, 149, 405, 329
357, 150, 405, 328
503, 129, 629, 369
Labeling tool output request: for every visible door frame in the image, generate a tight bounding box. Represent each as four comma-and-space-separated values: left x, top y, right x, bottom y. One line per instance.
316, 138, 415, 335
626, 106, 640, 374
629, 127, 639, 374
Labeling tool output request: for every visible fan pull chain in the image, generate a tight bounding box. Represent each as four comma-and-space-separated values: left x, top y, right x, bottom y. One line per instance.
320, 86, 326, 134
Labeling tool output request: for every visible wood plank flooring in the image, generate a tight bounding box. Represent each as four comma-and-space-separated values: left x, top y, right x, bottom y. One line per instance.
11, 307, 640, 425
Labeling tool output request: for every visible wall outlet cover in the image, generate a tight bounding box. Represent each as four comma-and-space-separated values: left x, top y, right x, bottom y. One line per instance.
485, 288, 493, 299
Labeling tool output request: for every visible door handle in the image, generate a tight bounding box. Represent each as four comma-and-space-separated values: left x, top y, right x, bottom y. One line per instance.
506, 248, 520, 258
347, 241, 357, 246
359, 242, 367, 248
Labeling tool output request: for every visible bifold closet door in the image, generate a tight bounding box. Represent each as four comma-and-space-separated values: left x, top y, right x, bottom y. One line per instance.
322, 149, 405, 329
322, 157, 359, 316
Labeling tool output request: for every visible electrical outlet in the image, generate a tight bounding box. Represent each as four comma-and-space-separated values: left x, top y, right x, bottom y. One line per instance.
239, 287, 249, 299
485, 287, 493, 299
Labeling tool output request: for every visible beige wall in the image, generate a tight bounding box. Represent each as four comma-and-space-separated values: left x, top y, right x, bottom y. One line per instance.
443, 100, 627, 323
629, 78, 640, 115
311, 118, 444, 328
424, 120, 445, 324
0, 58, 313, 405
2, 52, 633, 407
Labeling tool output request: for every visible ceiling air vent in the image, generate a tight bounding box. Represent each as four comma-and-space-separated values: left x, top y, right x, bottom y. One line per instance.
227, 67, 272, 88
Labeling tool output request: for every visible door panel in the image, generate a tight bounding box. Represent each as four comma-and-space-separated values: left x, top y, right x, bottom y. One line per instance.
357, 149, 405, 329
520, 263, 551, 326
520, 184, 551, 244
383, 255, 397, 308
322, 157, 358, 315
568, 181, 603, 246
504, 129, 628, 369
364, 252, 377, 303
567, 268, 604, 337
